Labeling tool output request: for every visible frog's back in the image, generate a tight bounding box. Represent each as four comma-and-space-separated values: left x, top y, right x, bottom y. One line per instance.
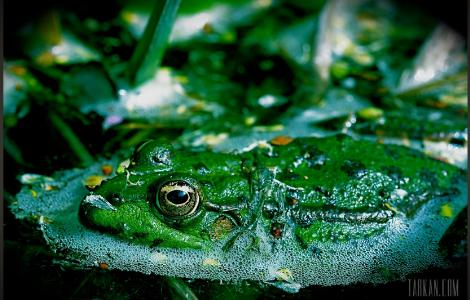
248, 135, 464, 245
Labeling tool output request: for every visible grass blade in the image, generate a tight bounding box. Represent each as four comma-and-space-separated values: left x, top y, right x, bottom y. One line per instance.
49, 112, 94, 166
126, 0, 181, 86
164, 277, 198, 300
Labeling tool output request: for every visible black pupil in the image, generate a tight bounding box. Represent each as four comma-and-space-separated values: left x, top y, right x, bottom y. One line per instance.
166, 190, 189, 204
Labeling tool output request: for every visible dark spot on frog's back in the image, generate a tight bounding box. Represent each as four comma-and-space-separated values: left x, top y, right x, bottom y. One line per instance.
418, 169, 438, 186
132, 231, 149, 240
383, 145, 401, 160
380, 165, 403, 181
237, 195, 248, 205
450, 170, 466, 185
270, 222, 284, 239
314, 186, 331, 197
309, 153, 328, 169
340, 160, 367, 178
304, 145, 329, 169
263, 203, 279, 219
279, 168, 301, 181
286, 194, 299, 207
334, 133, 350, 142
150, 239, 164, 248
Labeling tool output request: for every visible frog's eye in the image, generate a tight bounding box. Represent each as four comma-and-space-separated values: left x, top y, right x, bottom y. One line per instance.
156, 180, 200, 218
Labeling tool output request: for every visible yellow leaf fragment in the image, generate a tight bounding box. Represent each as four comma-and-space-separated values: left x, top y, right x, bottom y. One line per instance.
357, 107, 383, 120
150, 252, 168, 264
440, 204, 453, 218
101, 164, 113, 176
84, 175, 104, 189
270, 136, 294, 146
274, 268, 293, 282
202, 258, 221, 267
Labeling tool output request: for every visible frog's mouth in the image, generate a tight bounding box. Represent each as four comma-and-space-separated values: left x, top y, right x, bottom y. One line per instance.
291, 207, 395, 226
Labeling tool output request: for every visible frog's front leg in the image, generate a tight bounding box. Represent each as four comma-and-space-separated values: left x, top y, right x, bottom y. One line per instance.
220, 167, 277, 252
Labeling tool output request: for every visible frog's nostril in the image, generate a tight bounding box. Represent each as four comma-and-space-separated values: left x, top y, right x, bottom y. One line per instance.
109, 193, 124, 204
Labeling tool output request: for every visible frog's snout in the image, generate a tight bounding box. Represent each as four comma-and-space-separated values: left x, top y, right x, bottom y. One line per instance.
82, 194, 117, 211
79, 193, 118, 230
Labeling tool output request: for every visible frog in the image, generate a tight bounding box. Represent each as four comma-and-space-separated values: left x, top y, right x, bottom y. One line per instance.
79, 134, 465, 258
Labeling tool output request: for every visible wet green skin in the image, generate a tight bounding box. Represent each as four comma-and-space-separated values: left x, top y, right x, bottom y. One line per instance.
316, 106, 467, 144
354, 110, 467, 142
80, 135, 463, 249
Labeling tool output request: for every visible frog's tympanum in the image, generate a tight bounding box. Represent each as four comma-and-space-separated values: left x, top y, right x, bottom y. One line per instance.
76, 135, 465, 289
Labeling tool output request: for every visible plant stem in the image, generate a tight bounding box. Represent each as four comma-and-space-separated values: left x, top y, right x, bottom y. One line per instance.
4, 134, 29, 167
165, 277, 199, 300
122, 128, 153, 149
396, 71, 466, 98
126, 0, 181, 86
49, 112, 94, 166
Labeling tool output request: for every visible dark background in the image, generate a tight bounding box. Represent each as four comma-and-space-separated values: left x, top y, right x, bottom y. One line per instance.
4, 0, 468, 39
3, 0, 468, 299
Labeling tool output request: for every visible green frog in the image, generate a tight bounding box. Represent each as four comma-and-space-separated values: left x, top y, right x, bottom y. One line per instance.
80, 134, 464, 254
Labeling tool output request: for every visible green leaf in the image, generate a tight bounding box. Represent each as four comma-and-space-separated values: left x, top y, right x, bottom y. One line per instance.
127, 0, 181, 86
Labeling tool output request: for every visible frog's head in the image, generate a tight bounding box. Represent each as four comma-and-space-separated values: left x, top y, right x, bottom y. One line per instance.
80, 140, 250, 249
